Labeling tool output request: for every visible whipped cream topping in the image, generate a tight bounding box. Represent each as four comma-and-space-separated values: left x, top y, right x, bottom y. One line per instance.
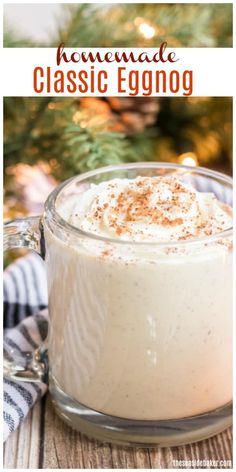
58, 176, 232, 242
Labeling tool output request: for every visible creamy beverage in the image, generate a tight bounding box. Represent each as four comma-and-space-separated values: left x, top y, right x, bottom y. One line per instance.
45, 175, 232, 420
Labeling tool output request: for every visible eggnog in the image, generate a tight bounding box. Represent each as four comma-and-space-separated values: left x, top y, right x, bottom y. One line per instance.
45, 175, 232, 420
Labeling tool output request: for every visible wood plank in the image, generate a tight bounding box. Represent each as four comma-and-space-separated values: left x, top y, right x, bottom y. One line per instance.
3, 400, 42, 469
149, 429, 233, 469
43, 395, 114, 468
43, 394, 151, 468
42, 395, 233, 469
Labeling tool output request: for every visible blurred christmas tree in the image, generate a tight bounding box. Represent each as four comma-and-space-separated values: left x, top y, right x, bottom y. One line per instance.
4, 3, 233, 221
4, 3, 232, 48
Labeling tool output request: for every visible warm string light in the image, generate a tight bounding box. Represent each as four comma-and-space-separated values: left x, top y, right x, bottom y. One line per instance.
134, 17, 155, 39
138, 22, 155, 39
4, 163, 57, 217
48, 102, 56, 110
178, 153, 198, 167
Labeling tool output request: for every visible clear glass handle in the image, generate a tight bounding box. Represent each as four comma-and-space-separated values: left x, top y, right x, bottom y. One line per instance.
4, 216, 48, 384
4, 216, 45, 256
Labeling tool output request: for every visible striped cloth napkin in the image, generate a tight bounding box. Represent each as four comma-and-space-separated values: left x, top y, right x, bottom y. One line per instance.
3, 253, 48, 442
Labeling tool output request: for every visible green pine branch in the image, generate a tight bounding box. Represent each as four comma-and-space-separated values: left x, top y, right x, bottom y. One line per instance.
4, 4, 232, 48
55, 3, 232, 48
61, 111, 154, 175
4, 27, 40, 47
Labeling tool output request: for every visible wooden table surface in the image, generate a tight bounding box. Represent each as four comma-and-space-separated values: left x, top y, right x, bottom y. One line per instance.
4, 394, 232, 469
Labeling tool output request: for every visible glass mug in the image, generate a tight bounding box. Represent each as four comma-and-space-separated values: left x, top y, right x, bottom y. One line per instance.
4, 163, 232, 447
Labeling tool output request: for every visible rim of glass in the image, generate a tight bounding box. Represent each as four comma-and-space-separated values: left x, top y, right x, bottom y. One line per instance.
45, 162, 233, 247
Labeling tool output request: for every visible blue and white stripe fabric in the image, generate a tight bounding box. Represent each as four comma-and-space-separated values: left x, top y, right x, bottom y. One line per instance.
3, 253, 48, 442
4, 253, 47, 329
